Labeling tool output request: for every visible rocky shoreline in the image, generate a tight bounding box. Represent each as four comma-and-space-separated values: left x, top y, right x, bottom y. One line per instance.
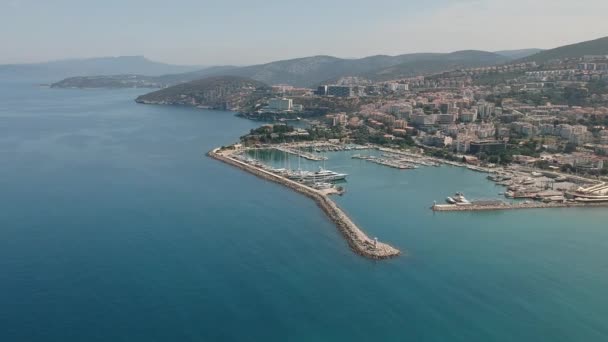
208, 148, 401, 260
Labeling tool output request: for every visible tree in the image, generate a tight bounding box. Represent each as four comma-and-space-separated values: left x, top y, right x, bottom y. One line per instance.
535, 160, 550, 169
561, 164, 574, 173
499, 153, 513, 165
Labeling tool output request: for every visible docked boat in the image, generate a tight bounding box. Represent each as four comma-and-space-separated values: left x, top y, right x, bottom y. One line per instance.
312, 182, 333, 190
287, 167, 348, 183
453, 192, 471, 204
446, 192, 471, 205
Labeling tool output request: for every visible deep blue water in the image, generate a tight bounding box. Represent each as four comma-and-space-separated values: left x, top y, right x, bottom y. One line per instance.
1, 80, 608, 341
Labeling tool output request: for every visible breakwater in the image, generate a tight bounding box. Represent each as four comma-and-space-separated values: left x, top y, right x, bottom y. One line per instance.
432, 202, 608, 212
208, 148, 401, 260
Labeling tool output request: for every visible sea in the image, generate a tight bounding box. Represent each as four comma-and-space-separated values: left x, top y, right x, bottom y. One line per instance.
1, 78, 608, 342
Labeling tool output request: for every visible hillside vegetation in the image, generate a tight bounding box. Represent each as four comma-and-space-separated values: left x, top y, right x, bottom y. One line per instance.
135, 76, 270, 111
520, 36, 608, 64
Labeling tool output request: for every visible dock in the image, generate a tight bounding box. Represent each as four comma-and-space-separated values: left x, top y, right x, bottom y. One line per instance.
352, 154, 417, 170
272, 145, 327, 161
208, 147, 401, 260
432, 201, 608, 212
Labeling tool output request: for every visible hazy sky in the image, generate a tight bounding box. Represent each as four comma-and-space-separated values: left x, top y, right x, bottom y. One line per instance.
2, 0, 608, 65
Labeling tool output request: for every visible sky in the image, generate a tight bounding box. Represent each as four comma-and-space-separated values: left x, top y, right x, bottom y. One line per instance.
1, 0, 608, 66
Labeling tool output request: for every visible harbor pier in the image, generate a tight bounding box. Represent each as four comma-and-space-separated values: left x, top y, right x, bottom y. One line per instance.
432, 201, 608, 212
208, 147, 401, 260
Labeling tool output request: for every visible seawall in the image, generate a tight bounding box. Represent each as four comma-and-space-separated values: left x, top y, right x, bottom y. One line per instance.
432, 202, 608, 212
208, 149, 401, 260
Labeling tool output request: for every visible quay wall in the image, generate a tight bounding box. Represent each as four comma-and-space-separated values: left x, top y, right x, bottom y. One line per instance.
208, 149, 401, 260
433, 202, 608, 212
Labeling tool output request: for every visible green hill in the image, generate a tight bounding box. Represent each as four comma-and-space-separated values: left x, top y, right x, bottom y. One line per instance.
52, 50, 511, 88
209, 51, 510, 86
493, 49, 543, 59
135, 76, 270, 111
520, 36, 608, 64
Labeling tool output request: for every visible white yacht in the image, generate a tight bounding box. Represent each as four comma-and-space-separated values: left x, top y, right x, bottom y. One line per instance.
288, 167, 348, 183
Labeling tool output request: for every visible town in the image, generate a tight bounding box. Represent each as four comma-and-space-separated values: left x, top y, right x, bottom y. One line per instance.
240, 55, 608, 176
231, 54, 608, 208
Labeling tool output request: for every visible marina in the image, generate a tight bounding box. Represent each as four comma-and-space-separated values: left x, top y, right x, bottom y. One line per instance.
433, 166, 608, 211
209, 146, 401, 259
231, 142, 608, 214
272, 145, 327, 161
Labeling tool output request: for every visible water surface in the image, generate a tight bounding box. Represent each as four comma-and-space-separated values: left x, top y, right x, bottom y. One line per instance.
1, 81, 607, 341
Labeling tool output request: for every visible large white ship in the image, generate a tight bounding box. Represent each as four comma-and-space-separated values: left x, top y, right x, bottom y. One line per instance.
287, 167, 348, 183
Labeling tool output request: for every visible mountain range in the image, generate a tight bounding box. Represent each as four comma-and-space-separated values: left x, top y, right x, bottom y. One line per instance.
0, 56, 204, 82
50, 49, 529, 89
18, 35, 608, 89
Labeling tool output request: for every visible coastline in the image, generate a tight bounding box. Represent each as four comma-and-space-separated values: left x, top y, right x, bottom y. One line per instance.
207, 148, 401, 260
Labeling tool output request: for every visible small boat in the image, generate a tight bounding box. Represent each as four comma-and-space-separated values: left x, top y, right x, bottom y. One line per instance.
446, 192, 471, 205
453, 192, 471, 204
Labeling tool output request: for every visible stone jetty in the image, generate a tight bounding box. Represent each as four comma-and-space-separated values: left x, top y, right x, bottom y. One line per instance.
208, 148, 401, 260
432, 202, 608, 212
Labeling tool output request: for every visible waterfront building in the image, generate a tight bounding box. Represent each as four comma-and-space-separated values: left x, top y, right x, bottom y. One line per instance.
456, 137, 472, 153
469, 140, 507, 155
268, 98, 293, 111
423, 133, 452, 147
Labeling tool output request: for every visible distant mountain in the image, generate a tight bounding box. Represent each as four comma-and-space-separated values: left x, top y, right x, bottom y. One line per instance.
494, 49, 543, 60
135, 76, 270, 111
51, 65, 238, 89
51, 51, 510, 88
520, 36, 608, 64
0, 56, 205, 82
365, 50, 511, 82
169, 50, 510, 87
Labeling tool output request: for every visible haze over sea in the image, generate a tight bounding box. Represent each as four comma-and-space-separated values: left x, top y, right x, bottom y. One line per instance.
2, 79, 608, 341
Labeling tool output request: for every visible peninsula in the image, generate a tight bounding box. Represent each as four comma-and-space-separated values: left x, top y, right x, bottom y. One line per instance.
135, 76, 271, 111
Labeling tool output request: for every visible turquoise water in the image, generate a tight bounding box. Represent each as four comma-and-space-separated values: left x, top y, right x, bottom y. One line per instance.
1, 80, 608, 341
